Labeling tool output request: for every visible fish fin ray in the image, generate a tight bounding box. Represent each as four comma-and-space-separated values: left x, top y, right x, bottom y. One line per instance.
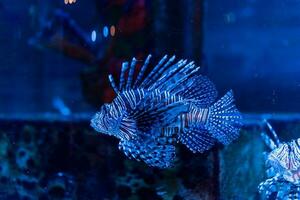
119, 117, 137, 140
113, 55, 208, 100
140, 55, 169, 88
126, 57, 137, 90
133, 54, 152, 88
150, 60, 198, 92
179, 126, 216, 153
119, 62, 129, 91
174, 75, 218, 106
134, 55, 199, 94
206, 90, 243, 145
118, 137, 176, 168
108, 74, 119, 94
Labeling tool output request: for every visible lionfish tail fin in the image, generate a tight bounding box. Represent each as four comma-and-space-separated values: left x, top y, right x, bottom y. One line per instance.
206, 90, 243, 145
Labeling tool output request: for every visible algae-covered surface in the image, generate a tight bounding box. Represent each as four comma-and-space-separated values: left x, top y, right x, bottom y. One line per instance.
0, 119, 299, 199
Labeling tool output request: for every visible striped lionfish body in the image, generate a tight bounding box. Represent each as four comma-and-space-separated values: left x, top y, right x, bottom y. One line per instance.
259, 121, 300, 200
91, 54, 243, 168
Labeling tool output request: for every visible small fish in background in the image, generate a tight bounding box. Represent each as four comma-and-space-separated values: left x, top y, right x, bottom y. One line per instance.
52, 97, 71, 116
91, 54, 243, 168
259, 120, 300, 199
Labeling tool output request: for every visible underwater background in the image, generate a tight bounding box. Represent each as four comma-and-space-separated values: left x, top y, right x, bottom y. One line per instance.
0, 0, 300, 199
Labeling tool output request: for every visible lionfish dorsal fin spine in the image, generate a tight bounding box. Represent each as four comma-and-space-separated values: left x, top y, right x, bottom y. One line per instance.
133, 54, 152, 88
149, 60, 190, 91
265, 120, 281, 147
153, 61, 196, 92
126, 57, 137, 90
139, 54, 168, 88
108, 74, 119, 94
110, 55, 217, 105
119, 62, 129, 91
145, 55, 176, 88
165, 65, 199, 92
148, 59, 187, 91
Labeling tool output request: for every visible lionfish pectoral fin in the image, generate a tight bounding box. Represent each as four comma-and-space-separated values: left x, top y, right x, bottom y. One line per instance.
118, 137, 176, 168
119, 117, 137, 140
141, 143, 176, 168
126, 95, 189, 132
179, 126, 216, 153
118, 138, 142, 161
206, 90, 243, 145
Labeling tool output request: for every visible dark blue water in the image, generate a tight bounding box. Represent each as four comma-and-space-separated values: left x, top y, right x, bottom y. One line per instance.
0, 0, 300, 199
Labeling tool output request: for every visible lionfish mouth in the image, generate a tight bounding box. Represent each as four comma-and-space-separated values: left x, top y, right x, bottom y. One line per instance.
90, 113, 107, 133
90, 112, 116, 137
90, 115, 100, 132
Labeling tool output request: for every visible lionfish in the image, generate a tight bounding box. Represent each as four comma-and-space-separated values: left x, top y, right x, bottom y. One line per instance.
91, 54, 243, 168
259, 120, 300, 199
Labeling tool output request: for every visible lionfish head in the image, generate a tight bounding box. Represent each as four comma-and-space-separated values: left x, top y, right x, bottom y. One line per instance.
268, 139, 300, 182
90, 103, 119, 137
